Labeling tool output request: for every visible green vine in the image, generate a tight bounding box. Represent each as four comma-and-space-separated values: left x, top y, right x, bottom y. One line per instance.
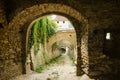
30, 16, 58, 55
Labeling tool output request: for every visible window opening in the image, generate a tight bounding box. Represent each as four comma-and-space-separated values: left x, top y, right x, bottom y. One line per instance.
106, 32, 111, 40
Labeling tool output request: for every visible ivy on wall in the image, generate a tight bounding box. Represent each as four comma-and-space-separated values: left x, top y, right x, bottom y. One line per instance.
30, 16, 58, 55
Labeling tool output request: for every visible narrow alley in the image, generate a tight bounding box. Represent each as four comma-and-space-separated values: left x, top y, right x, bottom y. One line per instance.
10, 54, 93, 80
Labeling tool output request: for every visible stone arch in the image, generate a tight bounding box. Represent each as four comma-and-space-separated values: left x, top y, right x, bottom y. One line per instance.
51, 39, 73, 54
8, 3, 88, 75
47, 30, 76, 52
50, 39, 74, 55
47, 31, 77, 64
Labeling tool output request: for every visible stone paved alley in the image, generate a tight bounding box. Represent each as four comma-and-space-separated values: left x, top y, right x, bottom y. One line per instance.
10, 54, 94, 80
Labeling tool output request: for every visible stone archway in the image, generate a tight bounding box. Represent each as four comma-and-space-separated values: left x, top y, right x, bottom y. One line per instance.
8, 3, 88, 76
47, 30, 76, 53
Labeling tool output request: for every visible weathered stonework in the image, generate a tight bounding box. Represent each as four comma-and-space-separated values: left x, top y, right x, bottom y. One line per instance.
0, 0, 120, 80
47, 30, 77, 64
47, 30, 76, 52
81, 32, 89, 74
0, 0, 6, 24
0, 3, 88, 79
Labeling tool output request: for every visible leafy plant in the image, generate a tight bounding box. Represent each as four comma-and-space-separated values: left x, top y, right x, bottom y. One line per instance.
35, 65, 44, 73
35, 55, 61, 73
30, 16, 58, 56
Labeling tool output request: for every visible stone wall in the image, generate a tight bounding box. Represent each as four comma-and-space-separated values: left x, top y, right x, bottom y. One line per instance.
81, 32, 89, 74
88, 29, 105, 76
88, 28, 120, 79
103, 29, 120, 58
0, 27, 22, 80
0, 0, 6, 24
88, 29, 105, 54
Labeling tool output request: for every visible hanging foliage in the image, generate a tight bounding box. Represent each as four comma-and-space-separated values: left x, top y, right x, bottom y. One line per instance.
30, 16, 58, 55
30, 20, 39, 55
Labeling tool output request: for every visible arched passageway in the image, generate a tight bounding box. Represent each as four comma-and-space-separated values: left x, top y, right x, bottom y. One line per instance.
8, 3, 88, 77
0, 0, 120, 80
47, 29, 76, 55
28, 15, 77, 72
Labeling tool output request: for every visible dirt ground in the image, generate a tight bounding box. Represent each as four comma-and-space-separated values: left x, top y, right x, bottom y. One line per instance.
10, 54, 94, 80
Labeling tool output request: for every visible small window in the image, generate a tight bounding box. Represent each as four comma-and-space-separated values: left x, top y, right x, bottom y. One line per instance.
57, 21, 59, 23
106, 33, 111, 40
63, 21, 65, 23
